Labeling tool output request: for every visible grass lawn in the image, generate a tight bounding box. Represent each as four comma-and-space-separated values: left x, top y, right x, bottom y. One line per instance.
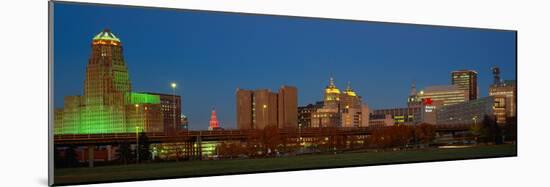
54, 144, 516, 185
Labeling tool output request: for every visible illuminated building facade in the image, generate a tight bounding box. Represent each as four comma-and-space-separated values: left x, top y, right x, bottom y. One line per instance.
372, 82, 444, 125
311, 108, 341, 127
80, 29, 131, 133
236, 86, 298, 129
418, 85, 467, 106
209, 108, 220, 130
451, 70, 478, 101
340, 82, 365, 127
311, 77, 343, 127
310, 77, 367, 128
489, 80, 516, 124
324, 77, 341, 107
54, 29, 174, 134
368, 114, 394, 127
437, 96, 495, 125
489, 67, 516, 124
371, 107, 421, 125
298, 102, 323, 128
144, 92, 182, 133
127, 93, 164, 133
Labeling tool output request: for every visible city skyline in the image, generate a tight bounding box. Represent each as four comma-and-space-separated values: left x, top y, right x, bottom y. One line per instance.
54, 3, 516, 130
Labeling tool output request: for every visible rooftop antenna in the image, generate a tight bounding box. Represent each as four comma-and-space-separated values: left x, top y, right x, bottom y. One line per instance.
492, 67, 501, 85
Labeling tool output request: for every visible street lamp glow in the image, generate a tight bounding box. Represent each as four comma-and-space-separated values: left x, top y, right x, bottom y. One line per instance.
135, 104, 139, 108
263, 104, 267, 109
170, 82, 177, 131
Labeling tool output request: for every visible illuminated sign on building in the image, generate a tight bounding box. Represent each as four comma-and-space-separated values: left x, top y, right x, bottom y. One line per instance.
422, 98, 433, 105
425, 105, 436, 113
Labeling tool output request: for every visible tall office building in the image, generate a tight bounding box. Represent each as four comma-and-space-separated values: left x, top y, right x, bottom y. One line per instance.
298, 101, 324, 128
236, 86, 298, 129
54, 29, 172, 134
324, 77, 341, 108
313, 77, 344, 128
311, 77, 365, 128
340, 82, 363, 127
236, 89, 254, 129
407, 82, 422, 107
451, 70, 478, 100
79, 29, 131, 133
143, 92, 182, 133
126, 93, 164, 133
278, 86, 298, 128
489, 67, 516, 124
418, 85, 467, 106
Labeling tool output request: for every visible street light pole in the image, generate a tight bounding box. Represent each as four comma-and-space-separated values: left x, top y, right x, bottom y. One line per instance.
136, 126, 139, 163
473, 116, 478, 144
171, 83, 177, 133
135, 104, 140, 164
298, 123, 302, 146
263, 104, 267, 127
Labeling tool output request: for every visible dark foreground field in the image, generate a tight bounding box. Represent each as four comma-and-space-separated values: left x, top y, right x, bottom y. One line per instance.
54, 144, 516, 185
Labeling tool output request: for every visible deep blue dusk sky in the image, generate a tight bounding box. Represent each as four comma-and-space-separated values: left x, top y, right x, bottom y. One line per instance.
53, 3, 516, 130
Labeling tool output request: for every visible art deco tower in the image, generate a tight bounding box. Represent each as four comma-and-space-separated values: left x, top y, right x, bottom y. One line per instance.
324, 77, 341, 107
81, 29, 132, 133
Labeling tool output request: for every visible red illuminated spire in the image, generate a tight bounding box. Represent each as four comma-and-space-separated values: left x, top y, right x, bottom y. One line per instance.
209, 108, 220, 130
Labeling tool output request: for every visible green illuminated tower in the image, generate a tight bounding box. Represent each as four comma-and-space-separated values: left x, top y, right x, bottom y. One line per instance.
80, 29, 132, 133
54, 29, 165, 135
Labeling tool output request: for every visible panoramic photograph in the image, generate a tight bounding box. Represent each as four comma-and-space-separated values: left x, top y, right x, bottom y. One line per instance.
51, 2, 517, 185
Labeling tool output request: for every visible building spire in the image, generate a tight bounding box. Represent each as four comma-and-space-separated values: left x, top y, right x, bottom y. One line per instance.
328, 74, 336, 88
209, 107, 220, 130
346, 81, 352, 91
410, 81, 417, 95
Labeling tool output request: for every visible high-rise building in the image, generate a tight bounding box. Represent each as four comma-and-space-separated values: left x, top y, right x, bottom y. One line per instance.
310, 77, 366, 128
418, 85, 467, 106
298, 102, 324, 128
311, 107, 341, 128
278, 86, 298, 128
324, 77, 341, 106
127, 94, 164, 133
489, 67, 516, 124
79, 29, 131, 133
361, 104, 370, 127
236, 89, 254, 129
311, 77, 344, 127
451, 70, 478, 100
54, 29, 174, 134
143, 92, 182, 133
236, 86, 298, 129
340, 82, 363, 127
